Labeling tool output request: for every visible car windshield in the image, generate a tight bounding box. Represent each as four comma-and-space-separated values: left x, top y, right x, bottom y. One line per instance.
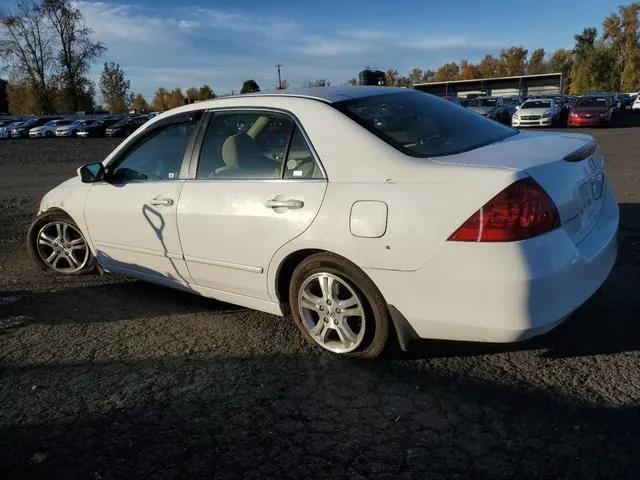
335, 91, 518, 158
521, 100, 552, 109
576, 97, 609, 107
111, 119, 129, 127
468, 98, 498, 107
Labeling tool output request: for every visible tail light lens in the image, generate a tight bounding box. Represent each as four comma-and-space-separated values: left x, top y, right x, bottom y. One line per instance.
448, 177, 560, 242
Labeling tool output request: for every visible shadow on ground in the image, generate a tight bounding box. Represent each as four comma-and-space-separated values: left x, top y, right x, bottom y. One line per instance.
0, 352, 639, 480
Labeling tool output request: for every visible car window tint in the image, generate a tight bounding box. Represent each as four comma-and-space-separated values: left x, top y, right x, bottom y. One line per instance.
336, 91, 517, 157
109, 121, 196, 182
196, 112, 293, 180
283, 128, 323, 179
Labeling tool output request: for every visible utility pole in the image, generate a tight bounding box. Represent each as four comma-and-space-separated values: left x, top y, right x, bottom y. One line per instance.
276, 64, 283, 89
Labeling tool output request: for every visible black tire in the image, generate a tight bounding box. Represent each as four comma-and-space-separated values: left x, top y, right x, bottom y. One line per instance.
45, 130, 53, 138
27, 211, 96, 275
289, 252, 390, 359
71, 130, 77, 137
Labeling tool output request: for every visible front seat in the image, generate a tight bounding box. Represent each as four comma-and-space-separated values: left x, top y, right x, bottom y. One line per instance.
216, 133, 277, 178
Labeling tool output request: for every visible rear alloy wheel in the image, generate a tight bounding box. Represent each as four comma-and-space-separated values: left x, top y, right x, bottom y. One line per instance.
289, 253, 389, 359
45, 130, 53, 138
28, 212, 95, 275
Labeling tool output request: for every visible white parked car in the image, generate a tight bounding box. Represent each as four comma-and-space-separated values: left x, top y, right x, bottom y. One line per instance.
632, 94, 640, 113
28, 87, 619, 358
55, 119, 97, 137
512, 98, 561, 127
30, 119, 74, 138
0, 121, 22, 138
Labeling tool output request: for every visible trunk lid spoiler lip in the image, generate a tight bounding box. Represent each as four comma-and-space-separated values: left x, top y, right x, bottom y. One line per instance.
563, 141, 597, 162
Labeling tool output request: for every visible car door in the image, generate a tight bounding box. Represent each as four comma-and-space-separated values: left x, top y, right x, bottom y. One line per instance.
177, 109, 328, 301
84, 112, 202, 286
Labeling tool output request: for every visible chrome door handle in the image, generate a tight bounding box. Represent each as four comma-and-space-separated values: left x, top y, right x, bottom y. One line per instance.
265, 198, 304, 209
148, 197, 174, 206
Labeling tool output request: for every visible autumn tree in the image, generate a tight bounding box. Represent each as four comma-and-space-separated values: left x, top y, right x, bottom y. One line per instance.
99, 62, 129, 113
0, 78, 8, 113
498, 46, 528, 76
185, 86, 198, 102
385, 69, 399, 86
549, 48, 574, 92
459, 60, 481, 80
345, 78, 358, 86
527, 48, 547, 74
153, 87, 168, 111
42, 0, 105, 112
6, 82, 39, 114
433, 62, 459, 82
408, 68, 424, 85
478, 54, 500, 78
166, 87, 185, 109
131, 93, 150, 112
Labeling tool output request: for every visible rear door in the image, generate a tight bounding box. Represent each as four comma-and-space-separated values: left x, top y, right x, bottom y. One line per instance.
177, 110, 327, 300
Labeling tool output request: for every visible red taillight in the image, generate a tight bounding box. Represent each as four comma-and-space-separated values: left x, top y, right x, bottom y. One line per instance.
448, 177, 560, 242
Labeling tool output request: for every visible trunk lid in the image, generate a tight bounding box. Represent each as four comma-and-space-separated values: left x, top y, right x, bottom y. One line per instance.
432, 130, 607, 244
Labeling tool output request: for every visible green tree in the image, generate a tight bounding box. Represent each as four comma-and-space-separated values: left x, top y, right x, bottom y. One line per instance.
0, 0, 56, 113
433, 62, 459, 82
99, 62, 129, 113
240, 79, 260, 93
602, 2, 640, 90
385, 69, 399, 86
42, 0, 105, 112
198, 84, 215, 100
549, 48, 574, 93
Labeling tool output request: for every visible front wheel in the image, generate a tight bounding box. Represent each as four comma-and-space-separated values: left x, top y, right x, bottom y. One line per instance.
289, 252, 390, 359
27, 211, 96, 275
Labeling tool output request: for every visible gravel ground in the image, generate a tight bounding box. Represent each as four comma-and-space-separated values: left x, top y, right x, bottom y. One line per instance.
0, 119, 639, 479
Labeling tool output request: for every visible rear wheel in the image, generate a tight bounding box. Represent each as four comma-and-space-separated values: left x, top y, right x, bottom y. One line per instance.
289, 252, 389, 359
45, 130, 53, 138
27, 212, 95, 275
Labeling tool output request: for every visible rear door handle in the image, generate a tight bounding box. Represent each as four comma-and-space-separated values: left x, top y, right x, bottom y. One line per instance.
148, 197, 174, 206
265, 198, 304, 209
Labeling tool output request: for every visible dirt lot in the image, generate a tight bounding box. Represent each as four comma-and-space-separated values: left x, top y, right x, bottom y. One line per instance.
1, 122, 639, 479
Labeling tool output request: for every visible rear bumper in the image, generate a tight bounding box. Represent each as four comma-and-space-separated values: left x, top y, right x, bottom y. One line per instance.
366, 187, 619, 343
568, 117, 610, 127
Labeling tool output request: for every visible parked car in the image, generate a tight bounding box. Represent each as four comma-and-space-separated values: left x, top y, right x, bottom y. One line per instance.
0, 120, 22, 139
105, 116, 148, 137
465, 97, 510, 124
30, 119, 74, 138
11, 117, 59, 138
632, 94, 640, 113
27, 87, 618, 359
442, 96, 462, 106
77, 118, 121, 138
512, 98, 561, 127
568, 96, 615, 127
55, 119, 98, 137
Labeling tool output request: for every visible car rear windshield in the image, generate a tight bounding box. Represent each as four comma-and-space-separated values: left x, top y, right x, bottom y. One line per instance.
521, 100, 552, 109
468, 98, 498, 107
334, 91, 518, 157
576, 97, 609, 107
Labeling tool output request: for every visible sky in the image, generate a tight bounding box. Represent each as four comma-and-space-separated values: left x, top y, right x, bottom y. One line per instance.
0, 0, 622, 100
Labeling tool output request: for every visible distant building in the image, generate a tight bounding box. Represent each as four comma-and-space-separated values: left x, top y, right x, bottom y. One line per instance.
359, 69, 386, 86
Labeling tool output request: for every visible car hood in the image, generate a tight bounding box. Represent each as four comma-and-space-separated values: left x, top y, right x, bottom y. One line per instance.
516, 107, 551, 115
29, 126, 45, 131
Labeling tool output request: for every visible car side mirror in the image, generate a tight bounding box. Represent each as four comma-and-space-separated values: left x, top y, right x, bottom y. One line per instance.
78, 162, 105, 183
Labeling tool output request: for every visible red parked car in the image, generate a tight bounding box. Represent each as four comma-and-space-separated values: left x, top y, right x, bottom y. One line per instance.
568, 96, 615, 127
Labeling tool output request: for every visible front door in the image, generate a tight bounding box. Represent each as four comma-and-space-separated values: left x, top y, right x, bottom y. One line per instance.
84, 115, 200, 285
177, 110, 327, 300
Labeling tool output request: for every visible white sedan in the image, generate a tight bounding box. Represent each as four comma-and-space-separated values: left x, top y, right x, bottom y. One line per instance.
30, 119, 74, 138
28, 87, 619, 358
512, 98, 561, 127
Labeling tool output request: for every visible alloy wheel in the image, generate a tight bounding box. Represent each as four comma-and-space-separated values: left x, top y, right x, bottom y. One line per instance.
298, 272, 366, 354
36, 221, 90, 274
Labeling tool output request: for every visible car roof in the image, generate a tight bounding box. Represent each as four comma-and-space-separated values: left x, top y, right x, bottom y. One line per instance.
206, 86, 410, 105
